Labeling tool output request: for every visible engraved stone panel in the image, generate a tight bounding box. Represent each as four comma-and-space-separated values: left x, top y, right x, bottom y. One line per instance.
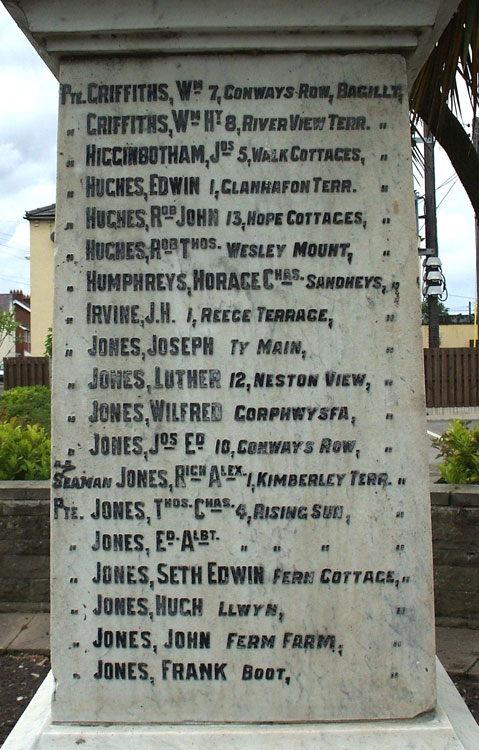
51, 52, 435, 723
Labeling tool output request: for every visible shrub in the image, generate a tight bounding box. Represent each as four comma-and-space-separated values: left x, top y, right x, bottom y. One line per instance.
0, 419, 50, 479
0, 386, 51, 434
44, 327, 52, 357
432, 419, 479, 484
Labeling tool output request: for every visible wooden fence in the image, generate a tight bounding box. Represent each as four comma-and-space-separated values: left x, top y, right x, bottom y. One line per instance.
3, 357, 51, 390
2, 351, 479, 407
424, 347, 479, 407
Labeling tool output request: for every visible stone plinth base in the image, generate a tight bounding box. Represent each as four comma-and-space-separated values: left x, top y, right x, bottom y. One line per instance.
4, 662, 478, 750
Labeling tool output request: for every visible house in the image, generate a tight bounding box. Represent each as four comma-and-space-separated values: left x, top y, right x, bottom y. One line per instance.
24, 204, 55, 356
421, 313, 477, 348
0, 290, 31, 360
26, 202, 478, 353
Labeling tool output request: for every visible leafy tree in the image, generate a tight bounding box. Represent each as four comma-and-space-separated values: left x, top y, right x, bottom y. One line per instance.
0, 309, 22, 354
421, 300, 449, 314
44, 327, 52, 357
410, 0, 479, 215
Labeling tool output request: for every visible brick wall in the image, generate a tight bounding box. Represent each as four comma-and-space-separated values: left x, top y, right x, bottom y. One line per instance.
0, 482, 478, 627
0, 482, 49, 612
431, 485, 479, 629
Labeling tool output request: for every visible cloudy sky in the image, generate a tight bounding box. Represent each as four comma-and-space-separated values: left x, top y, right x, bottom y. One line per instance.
0, 5, 476, 312
0, 5, 57, 295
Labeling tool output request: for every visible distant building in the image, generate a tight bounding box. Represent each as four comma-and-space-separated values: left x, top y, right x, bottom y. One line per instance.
421, 313, 476, 348
25, 204, 55, 356
0, 290, 31, 359
26, 202, 477, 353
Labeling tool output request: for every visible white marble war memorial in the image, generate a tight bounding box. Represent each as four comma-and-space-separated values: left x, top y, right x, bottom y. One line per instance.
3, 1, 479, 748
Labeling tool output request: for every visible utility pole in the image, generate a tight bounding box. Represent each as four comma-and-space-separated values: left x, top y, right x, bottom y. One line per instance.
474, 117, 479, 345
424, 124, 440, 347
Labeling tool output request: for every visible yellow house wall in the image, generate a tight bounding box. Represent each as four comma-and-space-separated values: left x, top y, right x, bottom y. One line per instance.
422, 324, 476, 348
29, 219, 54, 356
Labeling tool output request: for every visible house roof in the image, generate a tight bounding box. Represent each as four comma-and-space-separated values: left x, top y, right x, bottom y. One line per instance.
13, 300, 31, 313
24, 204, 56, 221
0, 294, 11, 314
0, 293, 31, 314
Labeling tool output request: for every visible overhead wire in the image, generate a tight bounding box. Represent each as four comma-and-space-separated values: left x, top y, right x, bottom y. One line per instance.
436, 178, 458, 209
0, 244, 29, 258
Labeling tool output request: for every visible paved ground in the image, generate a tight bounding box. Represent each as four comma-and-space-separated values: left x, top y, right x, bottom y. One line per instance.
0, 612, 477, 679
436, 627, 479, 678
0, 613, 50, 655
1, 407, 476, 743
0, 414, 476, 671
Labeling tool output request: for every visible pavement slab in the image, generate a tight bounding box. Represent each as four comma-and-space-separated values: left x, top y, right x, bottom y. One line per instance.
5, 613, 50, 655
1, 615, 477, 678
467, 658, 479, 678
0, 613, 35, 651
436, 626, 479, 674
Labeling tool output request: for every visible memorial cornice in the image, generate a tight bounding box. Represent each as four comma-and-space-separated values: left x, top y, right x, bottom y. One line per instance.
3, 0, 461, 86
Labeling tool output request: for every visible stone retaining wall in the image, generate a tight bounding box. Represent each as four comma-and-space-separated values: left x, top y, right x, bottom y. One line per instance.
0, 482, 50, 612
431, 485, 479, 629
0, 482, 478, 625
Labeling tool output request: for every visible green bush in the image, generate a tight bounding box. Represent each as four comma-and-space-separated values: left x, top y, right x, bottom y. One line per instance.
44, 327, 52, 357
0, 419, 50, 479
432, 420, 479, 484
0, 386, 51, 434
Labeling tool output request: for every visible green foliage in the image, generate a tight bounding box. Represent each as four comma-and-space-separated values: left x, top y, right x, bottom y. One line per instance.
0, 386, 51, 434
432, 420, 479, 483
421, 300, 448, 315
44, 327, 52, 357
0, 309, 21, 351
410, 0, 479, 134
0, 418, 50, 479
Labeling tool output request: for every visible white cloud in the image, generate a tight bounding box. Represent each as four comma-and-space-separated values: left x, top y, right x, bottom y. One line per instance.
435, 145, 476, 313
0, 142, 22, 173
0, 5, 476, 310
0, 5, 58, 295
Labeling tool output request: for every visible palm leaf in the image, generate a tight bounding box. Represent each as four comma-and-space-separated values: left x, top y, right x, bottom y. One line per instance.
410, 0, 479, 133
410, 0, 479, 216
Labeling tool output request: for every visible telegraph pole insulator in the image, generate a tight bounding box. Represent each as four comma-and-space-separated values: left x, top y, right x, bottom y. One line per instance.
424, 125, 440, 348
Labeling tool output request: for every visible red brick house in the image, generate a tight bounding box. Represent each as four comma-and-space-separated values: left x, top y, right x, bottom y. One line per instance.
0, 290, 31, 357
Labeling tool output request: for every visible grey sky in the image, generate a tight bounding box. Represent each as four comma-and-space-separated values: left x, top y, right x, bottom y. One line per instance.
0, 4, 475, 312
0, 4, 57, 294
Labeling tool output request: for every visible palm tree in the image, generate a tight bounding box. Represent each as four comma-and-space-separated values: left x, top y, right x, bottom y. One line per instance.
410, 0, 479, 215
